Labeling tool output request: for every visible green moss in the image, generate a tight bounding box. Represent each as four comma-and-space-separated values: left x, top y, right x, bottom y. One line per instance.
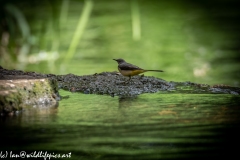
0, 78, 59, 113
0, 90, 22, 113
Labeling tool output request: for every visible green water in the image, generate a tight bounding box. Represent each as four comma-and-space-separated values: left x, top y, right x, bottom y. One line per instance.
1, 91, 240, 159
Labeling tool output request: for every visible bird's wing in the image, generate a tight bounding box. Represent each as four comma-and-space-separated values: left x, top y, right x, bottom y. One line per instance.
119, 63, 143, 70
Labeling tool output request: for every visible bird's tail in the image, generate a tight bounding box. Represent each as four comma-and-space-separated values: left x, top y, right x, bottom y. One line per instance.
144, 70, 164, 72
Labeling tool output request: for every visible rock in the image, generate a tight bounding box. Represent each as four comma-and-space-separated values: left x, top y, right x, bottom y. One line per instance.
0, 75, 59, 114
0, 66, 239, 113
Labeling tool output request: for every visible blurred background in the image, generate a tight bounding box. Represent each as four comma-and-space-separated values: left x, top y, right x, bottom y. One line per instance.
0, 0, 240, 86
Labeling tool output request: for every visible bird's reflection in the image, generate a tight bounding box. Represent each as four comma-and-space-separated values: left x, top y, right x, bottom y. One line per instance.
118, 96, 139, 108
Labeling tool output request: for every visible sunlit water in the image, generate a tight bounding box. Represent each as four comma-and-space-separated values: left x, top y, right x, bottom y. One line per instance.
1, 91, 240, 159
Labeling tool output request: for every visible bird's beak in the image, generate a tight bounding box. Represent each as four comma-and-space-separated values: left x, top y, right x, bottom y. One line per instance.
113, 59, 117, 61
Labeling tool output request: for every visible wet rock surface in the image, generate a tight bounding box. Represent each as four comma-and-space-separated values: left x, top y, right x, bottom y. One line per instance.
1, 67, 240, 98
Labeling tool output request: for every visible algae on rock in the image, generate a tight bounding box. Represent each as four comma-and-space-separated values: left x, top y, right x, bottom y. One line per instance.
0, 77, 59, 114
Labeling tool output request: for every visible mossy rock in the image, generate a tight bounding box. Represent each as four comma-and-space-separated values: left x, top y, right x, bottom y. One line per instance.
0, 77, 59, 114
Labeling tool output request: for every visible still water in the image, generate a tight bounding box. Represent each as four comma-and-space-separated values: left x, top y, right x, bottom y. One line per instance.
1, 91, 240, 159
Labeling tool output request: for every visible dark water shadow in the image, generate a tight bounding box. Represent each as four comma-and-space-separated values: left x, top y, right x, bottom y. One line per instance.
1, 122, 240, 159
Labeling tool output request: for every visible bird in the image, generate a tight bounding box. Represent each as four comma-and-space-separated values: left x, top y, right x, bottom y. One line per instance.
113, 58, 163, 82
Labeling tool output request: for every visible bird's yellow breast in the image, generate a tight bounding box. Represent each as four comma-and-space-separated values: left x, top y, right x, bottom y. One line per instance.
118, 67, 145, 76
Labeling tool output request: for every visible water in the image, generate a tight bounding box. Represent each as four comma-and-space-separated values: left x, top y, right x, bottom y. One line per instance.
1, 91, 240, 159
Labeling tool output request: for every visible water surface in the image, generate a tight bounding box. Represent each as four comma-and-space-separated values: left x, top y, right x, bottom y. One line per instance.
1, 91, 239, 159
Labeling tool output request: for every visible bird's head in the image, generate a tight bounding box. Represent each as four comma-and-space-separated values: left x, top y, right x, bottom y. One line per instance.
113, 58, 126, 64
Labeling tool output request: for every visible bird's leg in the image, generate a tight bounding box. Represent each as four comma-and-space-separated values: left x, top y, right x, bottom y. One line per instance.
128, 76, 132, 83
124, 76, 131, 84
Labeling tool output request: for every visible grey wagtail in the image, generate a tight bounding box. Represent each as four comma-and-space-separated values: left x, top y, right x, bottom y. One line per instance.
113, 58, 163, 81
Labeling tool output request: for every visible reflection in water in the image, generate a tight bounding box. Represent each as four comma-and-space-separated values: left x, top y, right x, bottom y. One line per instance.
0, 105, 58, 126
1, 92, 240, 159
118, 96, 138, 108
